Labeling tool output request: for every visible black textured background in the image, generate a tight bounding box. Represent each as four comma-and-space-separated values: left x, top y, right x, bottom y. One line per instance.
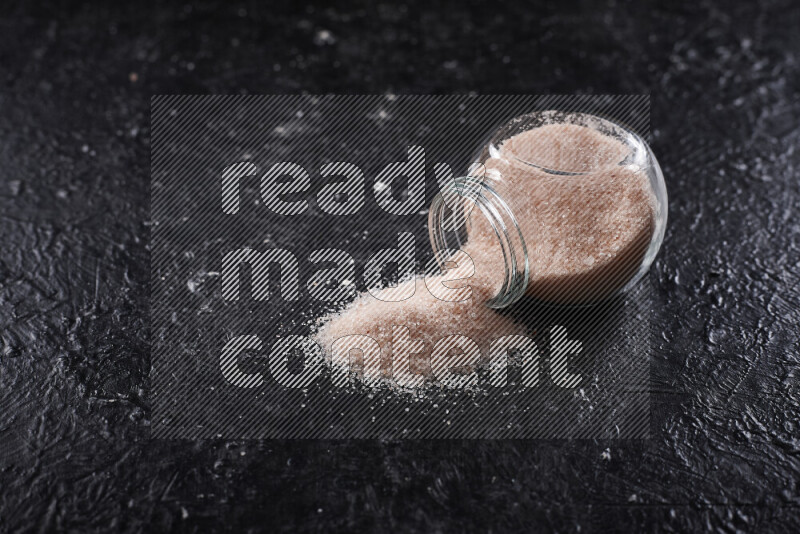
1, 0, 799, 532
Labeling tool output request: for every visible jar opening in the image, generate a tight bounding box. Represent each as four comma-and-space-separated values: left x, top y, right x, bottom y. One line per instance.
428, 177, 529, 309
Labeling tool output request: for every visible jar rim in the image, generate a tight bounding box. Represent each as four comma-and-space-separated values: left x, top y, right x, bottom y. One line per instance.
428, 176, 529, 309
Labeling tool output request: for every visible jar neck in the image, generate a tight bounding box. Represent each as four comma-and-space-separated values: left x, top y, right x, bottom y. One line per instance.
428, 176, 529, 309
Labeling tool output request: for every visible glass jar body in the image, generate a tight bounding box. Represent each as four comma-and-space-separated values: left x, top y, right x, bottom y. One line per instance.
428, 111, 667, 308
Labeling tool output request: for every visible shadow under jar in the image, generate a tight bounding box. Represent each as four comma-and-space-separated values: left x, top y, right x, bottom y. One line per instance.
429, 111, 668, 308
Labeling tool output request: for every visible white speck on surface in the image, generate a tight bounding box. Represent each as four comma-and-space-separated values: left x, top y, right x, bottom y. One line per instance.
314, 29, 336, 45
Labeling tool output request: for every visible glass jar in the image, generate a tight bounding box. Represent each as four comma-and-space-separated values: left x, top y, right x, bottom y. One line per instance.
428, 111, 667, 308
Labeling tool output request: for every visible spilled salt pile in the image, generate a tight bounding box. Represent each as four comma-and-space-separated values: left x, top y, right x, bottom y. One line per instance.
314, 271, 525, 391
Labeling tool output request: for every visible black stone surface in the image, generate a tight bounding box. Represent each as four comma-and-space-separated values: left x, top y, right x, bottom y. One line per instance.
1, 0, 799, 532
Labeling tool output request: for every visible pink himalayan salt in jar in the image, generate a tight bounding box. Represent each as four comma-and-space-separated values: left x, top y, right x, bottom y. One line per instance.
428, 110, 668, 307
